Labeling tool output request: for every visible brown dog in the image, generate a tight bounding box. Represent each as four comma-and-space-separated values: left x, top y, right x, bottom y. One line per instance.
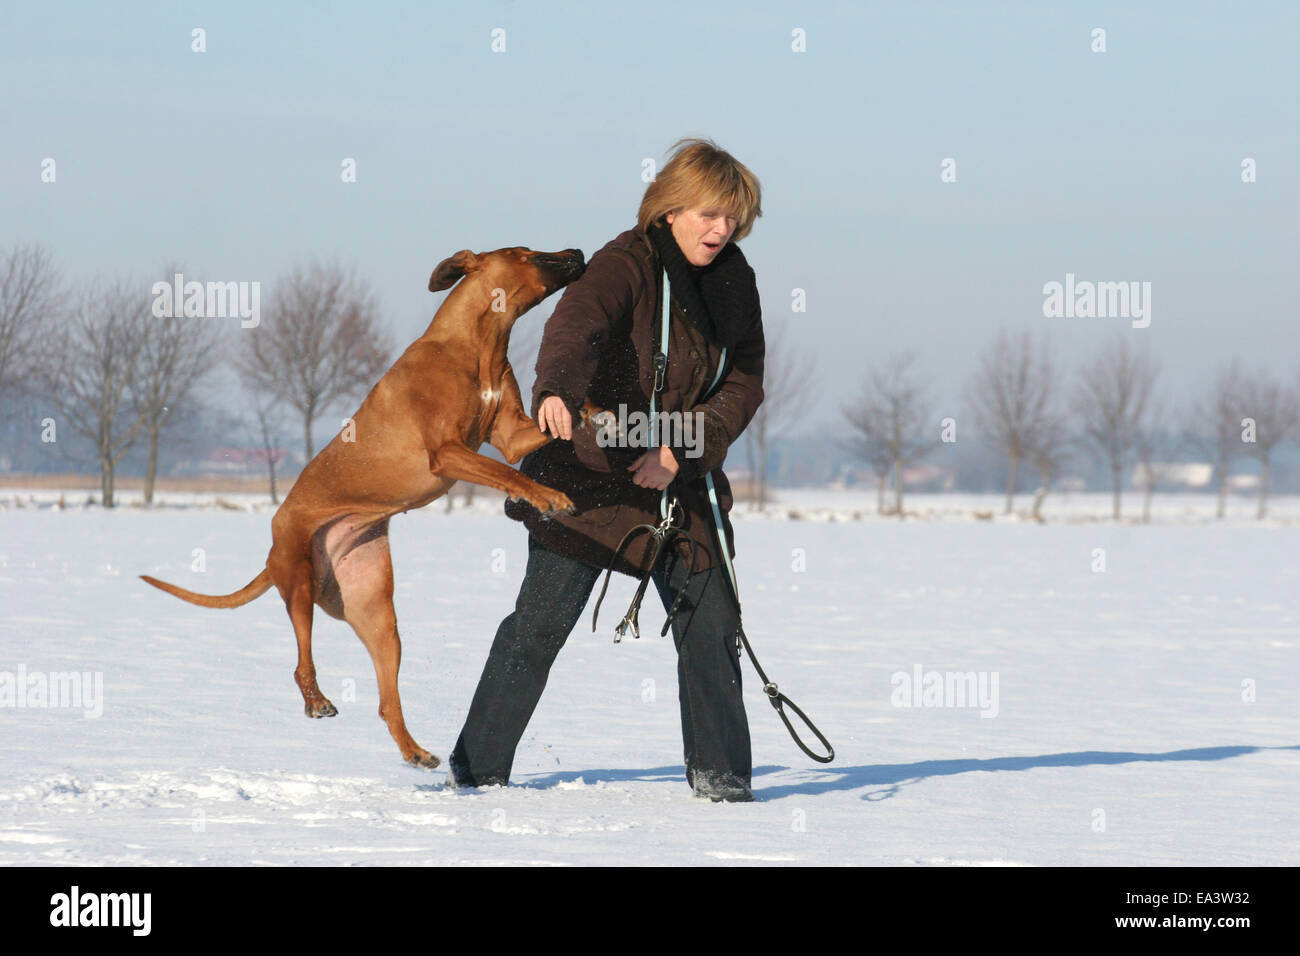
142, 246, 590, 769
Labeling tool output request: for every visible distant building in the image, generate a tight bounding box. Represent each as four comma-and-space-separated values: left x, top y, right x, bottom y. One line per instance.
1133, 462, 1213, 489
902, 464, 952, 492
177, 447, 288, 476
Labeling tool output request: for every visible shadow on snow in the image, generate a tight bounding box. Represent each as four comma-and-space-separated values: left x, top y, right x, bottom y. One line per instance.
419, 745, 1299, 801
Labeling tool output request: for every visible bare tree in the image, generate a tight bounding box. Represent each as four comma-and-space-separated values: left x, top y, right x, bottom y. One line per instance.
1237, 369, 1299, 519
841, 352, 935, 517
1024, 405, 1073, 521
840, 415, 895, 514
247, 396, 285, 505
968, 329, 1055, 514
235, 262, 394, 462
744, 322, 815, 511
37, 281, 148, 507
133, 265, 223, 505
0, 243, 60, 397
1185, 360, 1244, 519
1072, 336, 1158, 520
1133, 397, 1185, 524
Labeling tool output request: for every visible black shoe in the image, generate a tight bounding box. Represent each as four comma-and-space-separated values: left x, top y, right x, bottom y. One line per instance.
691, 771, 755, 803
445, 755, 501, 789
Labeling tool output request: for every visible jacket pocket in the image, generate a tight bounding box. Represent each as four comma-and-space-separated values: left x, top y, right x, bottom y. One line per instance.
569, 502, 623, 528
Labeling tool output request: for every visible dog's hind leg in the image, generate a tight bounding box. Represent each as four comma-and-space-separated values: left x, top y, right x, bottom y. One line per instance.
272, 551, 338, 719
329, 519, 438, 769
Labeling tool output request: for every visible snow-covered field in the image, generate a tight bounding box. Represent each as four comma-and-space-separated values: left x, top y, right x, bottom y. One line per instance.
1, 489, 1296, 866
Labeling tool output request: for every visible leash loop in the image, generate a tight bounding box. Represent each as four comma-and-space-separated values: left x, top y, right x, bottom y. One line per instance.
732, 618, 835, 763
767, 684, 836, 764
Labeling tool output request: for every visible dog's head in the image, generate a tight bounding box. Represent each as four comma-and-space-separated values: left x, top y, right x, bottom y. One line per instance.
428, 247, 585, 317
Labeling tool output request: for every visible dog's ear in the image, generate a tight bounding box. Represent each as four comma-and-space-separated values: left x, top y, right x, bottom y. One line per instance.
428, 250, 476, 292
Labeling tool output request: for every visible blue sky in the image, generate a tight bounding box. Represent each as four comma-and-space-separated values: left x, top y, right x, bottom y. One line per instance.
3, 0, 1297, 428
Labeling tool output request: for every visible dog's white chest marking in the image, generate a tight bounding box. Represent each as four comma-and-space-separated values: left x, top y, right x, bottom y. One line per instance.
480, 388, 501, 403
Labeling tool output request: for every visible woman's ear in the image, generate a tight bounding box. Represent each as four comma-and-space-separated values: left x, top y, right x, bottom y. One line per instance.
664, 212, 675, 226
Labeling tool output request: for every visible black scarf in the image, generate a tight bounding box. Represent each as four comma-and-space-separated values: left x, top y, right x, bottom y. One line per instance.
646, 219, 758, 350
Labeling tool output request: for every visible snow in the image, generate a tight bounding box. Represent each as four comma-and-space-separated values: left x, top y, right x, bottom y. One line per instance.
0, 489, 1296, 865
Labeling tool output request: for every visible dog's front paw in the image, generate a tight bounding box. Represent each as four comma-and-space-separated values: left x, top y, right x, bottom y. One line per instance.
578, 400, 610, 429
532, 487, 574, 516
405, 749, 441, 770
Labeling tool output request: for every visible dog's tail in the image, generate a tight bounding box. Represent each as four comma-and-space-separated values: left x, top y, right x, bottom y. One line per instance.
139, 569, 273, 609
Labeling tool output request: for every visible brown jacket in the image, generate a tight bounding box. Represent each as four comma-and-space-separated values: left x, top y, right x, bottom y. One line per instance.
505, 226, 765, 578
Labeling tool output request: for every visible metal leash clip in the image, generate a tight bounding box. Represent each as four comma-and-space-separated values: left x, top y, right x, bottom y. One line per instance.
592, 494, 699, 643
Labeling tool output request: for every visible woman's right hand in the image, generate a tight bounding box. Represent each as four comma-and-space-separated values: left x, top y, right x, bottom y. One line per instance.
538, 394, 573, 441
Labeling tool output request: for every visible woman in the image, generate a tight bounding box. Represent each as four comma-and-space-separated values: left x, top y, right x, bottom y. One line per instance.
448, 138, 765, 802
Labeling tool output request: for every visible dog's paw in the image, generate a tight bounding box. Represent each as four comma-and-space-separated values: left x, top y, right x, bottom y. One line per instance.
533, 488, 574, 516
405, 750, 441, 770
577, 400, 610, 428
305, 699, 338, 718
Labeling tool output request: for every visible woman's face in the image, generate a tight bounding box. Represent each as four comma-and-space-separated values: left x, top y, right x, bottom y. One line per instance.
665, 206, 738, 267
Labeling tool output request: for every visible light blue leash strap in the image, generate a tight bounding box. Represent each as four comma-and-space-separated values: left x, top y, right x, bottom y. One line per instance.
651, 269, 672, 519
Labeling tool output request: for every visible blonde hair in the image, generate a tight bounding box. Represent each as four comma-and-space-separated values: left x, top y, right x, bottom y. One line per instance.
637, 137, 762, 242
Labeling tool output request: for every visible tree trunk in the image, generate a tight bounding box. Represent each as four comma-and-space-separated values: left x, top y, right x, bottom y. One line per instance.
876, 473, 886, 515
1258, 457, 1270, 520
1004, 451, 1018, 514
100, 457, 115, 508
1032, 468, 1049, 520
257, 412, 279, 505
1142, 481, 1152, 524
268, 454, 279, 505
303, 410, 315, 463
144, 426, 160, 506
1215, 463, 1227, 519
1112, 463, 1122, 520
893, 458, 903, 517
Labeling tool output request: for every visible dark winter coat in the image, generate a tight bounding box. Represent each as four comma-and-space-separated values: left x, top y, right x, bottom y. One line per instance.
504, 226, 765, 578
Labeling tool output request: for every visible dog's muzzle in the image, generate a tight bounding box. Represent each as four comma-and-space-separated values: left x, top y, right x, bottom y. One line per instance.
534, 249, 586, 283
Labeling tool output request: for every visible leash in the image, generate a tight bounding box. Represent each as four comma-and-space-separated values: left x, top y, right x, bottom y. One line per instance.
704, 466, 835, 764
591, 494, 698, 641
592, 265, 834, 763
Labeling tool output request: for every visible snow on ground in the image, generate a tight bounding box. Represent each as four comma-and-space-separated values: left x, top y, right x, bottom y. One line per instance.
0, 489, 1296, 865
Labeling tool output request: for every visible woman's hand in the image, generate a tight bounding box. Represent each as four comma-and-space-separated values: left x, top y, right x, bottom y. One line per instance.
628, 445, 679, 490
538, 394, 572, 440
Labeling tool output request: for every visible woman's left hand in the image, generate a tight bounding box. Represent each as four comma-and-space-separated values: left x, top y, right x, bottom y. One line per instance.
627, 445, 679, 490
